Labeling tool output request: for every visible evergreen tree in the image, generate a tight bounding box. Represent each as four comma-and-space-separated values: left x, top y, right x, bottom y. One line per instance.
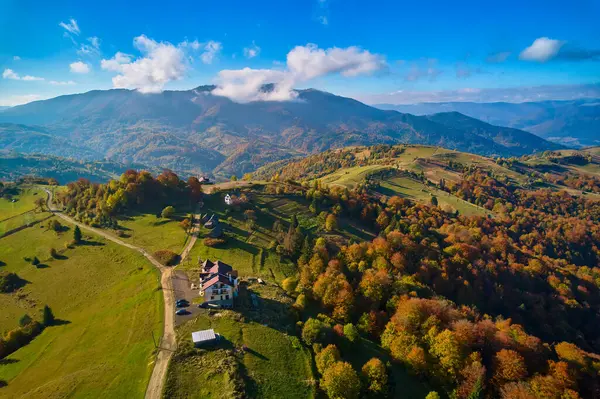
73, 225, 82, 244
42, 305, 55, 326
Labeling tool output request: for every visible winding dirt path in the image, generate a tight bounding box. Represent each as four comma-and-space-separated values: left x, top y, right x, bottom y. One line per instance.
44, 189, 200, 399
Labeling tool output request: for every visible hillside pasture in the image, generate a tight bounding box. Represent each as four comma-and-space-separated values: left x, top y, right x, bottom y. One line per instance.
0, 217, 163, 398
377, 175, 490, 217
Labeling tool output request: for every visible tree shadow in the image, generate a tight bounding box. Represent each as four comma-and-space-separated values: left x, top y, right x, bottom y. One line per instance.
35, 263, 50, 269
79, 240, 105, 247
49, 319, 71, 326
52, 253, 68, 260
153, 219, 172, 226
0, 379, 6, 388
0, 358, 19, 365
244, 347, 269, 360
0, 260, 6, 267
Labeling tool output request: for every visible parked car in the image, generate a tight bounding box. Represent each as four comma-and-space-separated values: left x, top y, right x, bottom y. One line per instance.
176, 302, 189, 308
176, 299, 189, 305
175, 309, 188, 315
198, 302, 208, 308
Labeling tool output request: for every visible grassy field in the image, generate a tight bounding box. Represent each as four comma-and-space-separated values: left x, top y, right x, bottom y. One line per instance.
319, 165, 390, 189
164, 283, 315, 399
0, 185, 52, 236
377, 175, 490, 217
0, 216, 163, 398
116, 212, 190, 254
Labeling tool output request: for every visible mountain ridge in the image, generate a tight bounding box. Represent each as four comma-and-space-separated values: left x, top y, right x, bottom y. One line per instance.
0, 86, 562, 178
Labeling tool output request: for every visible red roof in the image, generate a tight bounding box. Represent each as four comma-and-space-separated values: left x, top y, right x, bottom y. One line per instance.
203, 274, 234, 289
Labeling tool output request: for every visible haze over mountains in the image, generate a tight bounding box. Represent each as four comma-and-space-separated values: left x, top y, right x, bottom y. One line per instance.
0, 86, 563, 178
376, 99, 600, 148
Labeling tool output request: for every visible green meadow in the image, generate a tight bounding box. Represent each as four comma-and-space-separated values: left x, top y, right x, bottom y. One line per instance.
0, 217, 163, 398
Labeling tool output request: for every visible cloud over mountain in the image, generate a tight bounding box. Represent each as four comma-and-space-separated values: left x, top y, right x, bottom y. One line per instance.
212, 44, 386, 102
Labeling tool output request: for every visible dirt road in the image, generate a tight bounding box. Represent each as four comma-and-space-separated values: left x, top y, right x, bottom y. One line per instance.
44, 190, 199, 399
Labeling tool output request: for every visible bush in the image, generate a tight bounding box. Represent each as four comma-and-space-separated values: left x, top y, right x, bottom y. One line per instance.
0, 321, 44, 360
204, 237, 226, 247
154, 250, 180, 266
31, 256, 40, 266
0, 272, 22, 293
161, 206, 176, 219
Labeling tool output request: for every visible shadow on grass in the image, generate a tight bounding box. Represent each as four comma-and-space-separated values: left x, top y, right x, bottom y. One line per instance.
0, 260, 6, 267
79, 240, 105, 247
50, 318, 71, 326
0, 358, 19, 365
244, 347, 269, 360
0, 380, 6, 388
35, 263, 50, 269
52, 253, 68, 260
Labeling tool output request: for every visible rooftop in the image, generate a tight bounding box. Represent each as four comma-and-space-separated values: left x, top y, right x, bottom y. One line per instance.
192, 329, 217, 343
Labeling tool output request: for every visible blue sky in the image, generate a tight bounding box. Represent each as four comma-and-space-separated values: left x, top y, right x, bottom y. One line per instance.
1, 0, 599, 106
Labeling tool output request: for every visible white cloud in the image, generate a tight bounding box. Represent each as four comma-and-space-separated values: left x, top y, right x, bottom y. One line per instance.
520, 37, 564, 62
318, 16, 328, 25
0, 94, 43, 107
49, 80, 76, 86
70, 61, 91, 74
101, 35, 189, 93
22, 75, 44, 81
243, 42, 261, 59
200, 41, 222, 64
2, 68, 44, 81
100, 52, 133, 71
13, 56, 20, 61
2, 69, 19, 79
59, 18, 80, 35
212, 43, 386, 103
78, 36, 101, 56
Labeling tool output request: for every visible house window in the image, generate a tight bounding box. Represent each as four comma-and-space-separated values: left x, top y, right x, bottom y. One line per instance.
220, 295, 223, 300
210, 296, 214, 300
226, 295, 230, 300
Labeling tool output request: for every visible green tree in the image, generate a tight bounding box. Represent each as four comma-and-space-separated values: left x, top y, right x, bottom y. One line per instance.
73, 225, 82, 244
282, 277, 298, 294
41, 305, 55, 326
302, 318, 326, 345
161, 206, 176, 219
343, 323, 359, 342
425, 392, 440, 399
316, 344, 341, 374
430, 195, 438, 206
231, 175, 238, 181
19, 314, 32, 327
321, 361, 361, 399
325, 214, 338, 232
361, 357, 388, 395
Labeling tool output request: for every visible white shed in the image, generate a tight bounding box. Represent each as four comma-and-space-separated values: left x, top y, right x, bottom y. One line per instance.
192, 329, 219, 346
224, 194, 232, 205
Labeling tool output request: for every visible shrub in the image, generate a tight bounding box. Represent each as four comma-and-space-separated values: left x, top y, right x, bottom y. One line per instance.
154, 250, 180, 266
0, 272, 22, 293
203, 237, 226, 247
18, 314, 32, 327
161, 206, 176, 219
31, 256, 40, 266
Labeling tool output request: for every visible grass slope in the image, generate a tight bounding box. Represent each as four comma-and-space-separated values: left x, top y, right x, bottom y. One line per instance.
165, 284, 315, 399
116, 212, 190, 254
0, 217, 163, 398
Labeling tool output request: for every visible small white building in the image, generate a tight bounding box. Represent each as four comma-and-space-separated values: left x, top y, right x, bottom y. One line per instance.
224, 194, 232, 205
192, 329, 219, 347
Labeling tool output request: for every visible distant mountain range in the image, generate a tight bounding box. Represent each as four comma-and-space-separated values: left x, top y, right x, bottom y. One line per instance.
375, 99, 600, 148
0, 86, 563, 178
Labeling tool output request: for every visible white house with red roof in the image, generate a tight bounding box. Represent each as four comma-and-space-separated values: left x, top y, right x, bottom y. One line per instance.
198, 259, 239, 308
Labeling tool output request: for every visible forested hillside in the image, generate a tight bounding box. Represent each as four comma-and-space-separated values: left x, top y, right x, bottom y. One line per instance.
0, 87, 561, 179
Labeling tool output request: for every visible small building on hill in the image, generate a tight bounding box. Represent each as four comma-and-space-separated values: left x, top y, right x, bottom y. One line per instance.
224, 194, 232, 205
198, 259, 239, 308
192, 329, 219, 347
